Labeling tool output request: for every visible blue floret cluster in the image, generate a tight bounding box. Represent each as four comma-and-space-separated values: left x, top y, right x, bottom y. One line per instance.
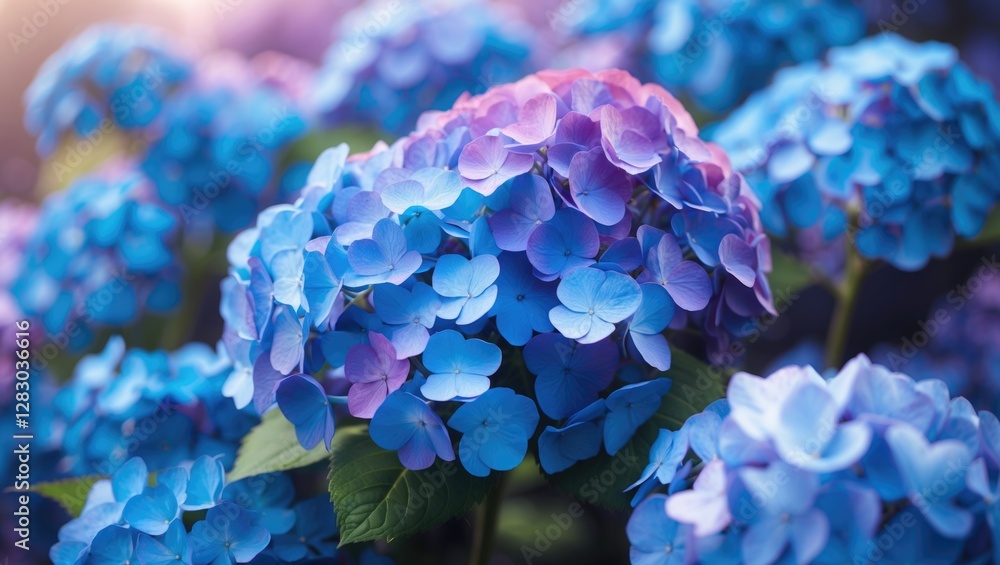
713, 33, 1000, 272
50, 455, 381, 565
52, 336, 255, 475
23, 24, 192, 156
627, 354, 1000, 564
15, 27, 311, 344
142, 69, 308, 233
11, 162, 182, 344
47, 336, 393, 564
311, 0, 537, 135
556, 0, 866, 112
220, 67, 773, 477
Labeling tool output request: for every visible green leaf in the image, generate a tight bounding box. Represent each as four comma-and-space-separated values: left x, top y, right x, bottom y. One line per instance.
769, 247, 816, 295
227, 409, 329, 483
33, 475, 105, 517
329, 426, 498, 545
544, 346, 727, 510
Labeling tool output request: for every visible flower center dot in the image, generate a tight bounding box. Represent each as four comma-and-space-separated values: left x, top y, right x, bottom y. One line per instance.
665, 545, 672, 553
516, 294, 525, 301
564, 250, 572, 256
588, 309, 594, 315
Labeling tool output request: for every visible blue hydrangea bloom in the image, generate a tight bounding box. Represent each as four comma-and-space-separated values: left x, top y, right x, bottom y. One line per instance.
142, 73, 308, 234
556, 0, 865, 112
220, 69, 772, 481
11, 163, 181, 343
49, 430, 392, 565
53, 338, 255, 475
714, 33, 1000, 272
626, 354, 1000, 564
24, 24, 191, 156
311, 0, 536, 135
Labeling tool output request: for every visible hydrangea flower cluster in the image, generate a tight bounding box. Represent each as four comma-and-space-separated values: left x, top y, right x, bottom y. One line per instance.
556, 0, 866, 112
311, 0, 537, 135
142, 54, 309, 233
53, 336, 256, 475
11, 161, 182, 343
627, 354, 1000, 563
872, 272, 1000, 414
16, 26, 315, 343
221, 68, 774, 476
43, 333, 394, 564
24, 23, 191, 156
713, 33, 1000, 272
50, 456, 387, 565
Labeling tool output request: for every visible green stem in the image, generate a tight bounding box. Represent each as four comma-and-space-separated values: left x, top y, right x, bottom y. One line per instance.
824, 244, 866, 369
470, 473, 508, 565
